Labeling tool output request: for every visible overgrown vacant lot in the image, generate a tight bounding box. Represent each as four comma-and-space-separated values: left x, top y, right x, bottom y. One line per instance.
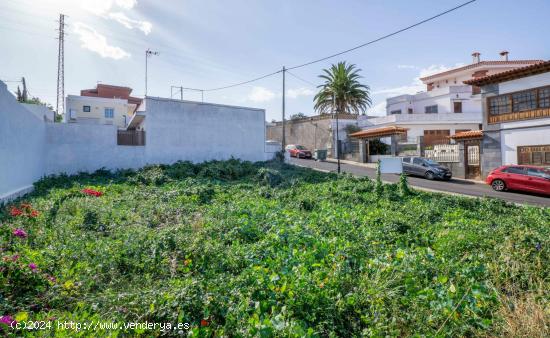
1, 160, 549, 337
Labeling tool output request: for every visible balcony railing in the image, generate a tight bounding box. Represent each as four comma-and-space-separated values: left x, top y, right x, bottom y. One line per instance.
359, 113, 481, 127
488, 107, 550, 124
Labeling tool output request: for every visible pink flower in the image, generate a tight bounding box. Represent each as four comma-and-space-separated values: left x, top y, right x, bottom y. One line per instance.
0, 315, 16, 326
13, 228, 27, 238
28, 263, 37, 271
11, 255, 19, 262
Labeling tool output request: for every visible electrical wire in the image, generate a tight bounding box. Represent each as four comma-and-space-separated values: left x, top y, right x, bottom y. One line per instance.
286, 70, 317, 87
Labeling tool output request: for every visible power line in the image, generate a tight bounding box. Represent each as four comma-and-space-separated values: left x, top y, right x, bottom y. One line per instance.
182, 0, 476, 92
286, 70, 317, 87
287, 0, 476, 70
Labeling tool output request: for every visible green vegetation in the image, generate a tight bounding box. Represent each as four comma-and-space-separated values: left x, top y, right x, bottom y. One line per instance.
1, 160, 548, 337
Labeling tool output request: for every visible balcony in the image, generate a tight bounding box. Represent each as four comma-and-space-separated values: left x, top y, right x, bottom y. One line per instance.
488, 108, 550, 124
359, 112, 482, 127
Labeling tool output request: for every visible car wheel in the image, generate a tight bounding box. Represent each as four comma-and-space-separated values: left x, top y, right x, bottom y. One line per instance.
491, 179, 506, 192
425, 171, 435, 180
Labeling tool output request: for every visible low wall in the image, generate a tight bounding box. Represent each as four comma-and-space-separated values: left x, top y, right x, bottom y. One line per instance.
0, 83, 271, 203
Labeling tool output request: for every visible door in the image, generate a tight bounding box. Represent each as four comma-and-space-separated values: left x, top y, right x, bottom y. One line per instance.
525, 168, 550, 194
464, 140, 481, 180
501, 166, 528, 190
412, 157, 426, 175
402, 157, 413, 174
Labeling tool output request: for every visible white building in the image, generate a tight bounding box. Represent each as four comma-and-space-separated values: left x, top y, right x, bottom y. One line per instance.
464, 60, 550, 177
359, 52, 542, 147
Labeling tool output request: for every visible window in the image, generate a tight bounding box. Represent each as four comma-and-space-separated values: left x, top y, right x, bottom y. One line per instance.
425, 105, 438, 114
502, 167, 525, 175
488, 95, 511, 115
512, 90, 537, 112
402, 157, 411, 163
539, 87, 550, 108
408, 108, 413, 114
527, 168, 550, 179
390, 110, 402, 115
453, 101, 462, 113
83, 105, 91, 112
104, 108, 114, 119
413, 158, 424, 166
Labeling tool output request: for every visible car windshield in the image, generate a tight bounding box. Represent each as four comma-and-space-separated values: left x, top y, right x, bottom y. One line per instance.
295, 145, 306, 150
424, 159, 440, 166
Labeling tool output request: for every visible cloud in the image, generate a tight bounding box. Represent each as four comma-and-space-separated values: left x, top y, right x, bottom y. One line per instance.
73, 22, 130, 59
287, 87, 314, 99
397, 64, 418, 69
248, 87, 276, 103
367, 101, 387, 115
108, 12, 152, 35
81, 0, 151, 35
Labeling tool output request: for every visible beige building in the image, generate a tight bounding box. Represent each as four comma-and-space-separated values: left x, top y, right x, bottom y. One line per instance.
65, 84, 142, 129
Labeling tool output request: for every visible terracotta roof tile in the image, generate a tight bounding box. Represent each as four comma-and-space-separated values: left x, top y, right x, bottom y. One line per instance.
350, 126, 408, 139
450, 130, 483, 140
463, 60, 550, 86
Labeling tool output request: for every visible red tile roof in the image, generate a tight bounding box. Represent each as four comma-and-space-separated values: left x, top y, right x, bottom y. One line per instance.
350, 126, 408, 139
450, 130, 483, 140
419, 60, 544, 82
463, 60, 550, 86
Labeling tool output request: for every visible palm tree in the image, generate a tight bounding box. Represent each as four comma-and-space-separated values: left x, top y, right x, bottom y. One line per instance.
313, 62, 371, 115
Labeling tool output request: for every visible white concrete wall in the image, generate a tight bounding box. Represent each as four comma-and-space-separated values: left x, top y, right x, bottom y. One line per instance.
1, 83, 270, 201
0, 82, 46, 202
500, 123, 550, 165
145, 97, 266, 163
496, 72, 550, 95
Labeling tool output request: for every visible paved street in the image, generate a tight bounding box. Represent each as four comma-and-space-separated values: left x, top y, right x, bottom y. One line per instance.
290, 158, 550, 207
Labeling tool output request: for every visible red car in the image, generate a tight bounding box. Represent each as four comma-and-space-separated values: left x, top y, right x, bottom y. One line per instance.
486, 165, 550, 196
285, 144, 312, 159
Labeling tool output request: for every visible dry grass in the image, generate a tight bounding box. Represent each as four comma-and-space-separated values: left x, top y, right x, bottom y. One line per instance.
497, 293, 549, 338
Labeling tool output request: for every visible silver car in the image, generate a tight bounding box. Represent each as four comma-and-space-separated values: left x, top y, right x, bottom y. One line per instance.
402, 157, 452, 180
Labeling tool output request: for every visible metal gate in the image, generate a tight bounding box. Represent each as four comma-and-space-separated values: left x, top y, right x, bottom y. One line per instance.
465, 140, 481, 179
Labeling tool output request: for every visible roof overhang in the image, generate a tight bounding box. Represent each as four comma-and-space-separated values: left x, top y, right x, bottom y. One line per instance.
464, 60, 550, 86
450, 130, 483, 140
126, 112, 145, 130
350, 126, 408, 139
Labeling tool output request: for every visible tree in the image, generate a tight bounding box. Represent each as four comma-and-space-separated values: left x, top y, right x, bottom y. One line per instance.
290, 112, 307, 120
16, 77, 28, 102
313, 62, 371, 115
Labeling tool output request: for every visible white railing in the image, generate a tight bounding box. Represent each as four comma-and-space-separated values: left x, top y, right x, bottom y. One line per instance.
359, 113, 481, 127
425, 144, 459, 163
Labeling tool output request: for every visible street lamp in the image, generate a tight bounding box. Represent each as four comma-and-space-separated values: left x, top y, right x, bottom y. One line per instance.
145, 49, 159, 97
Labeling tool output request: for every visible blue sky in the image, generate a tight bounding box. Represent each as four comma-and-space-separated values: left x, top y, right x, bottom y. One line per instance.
1, 0, 549, 121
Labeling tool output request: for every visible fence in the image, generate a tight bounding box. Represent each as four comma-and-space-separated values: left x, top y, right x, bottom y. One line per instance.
425, 144, 459, 162
117, 130, 146, 146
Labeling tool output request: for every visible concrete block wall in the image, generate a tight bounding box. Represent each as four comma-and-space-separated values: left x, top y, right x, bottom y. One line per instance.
0, 83, 270, 202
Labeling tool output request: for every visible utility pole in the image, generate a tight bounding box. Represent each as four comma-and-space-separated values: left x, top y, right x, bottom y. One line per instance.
170, 86, 204, 102
334, 94, 341, 173
56, 14, 66, 121
145, 49, 159, 97
281, 66, 286, 152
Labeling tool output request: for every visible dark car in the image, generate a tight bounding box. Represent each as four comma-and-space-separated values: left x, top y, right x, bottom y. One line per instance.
285, 144, 312, 159
486, 165, 550, 196
402, 157, 452, 180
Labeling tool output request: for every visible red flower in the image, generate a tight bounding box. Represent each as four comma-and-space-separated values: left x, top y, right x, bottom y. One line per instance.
29, 210, 40, 218
9, 207, 23, 217
200, 319, 209, 327
81, 188, 103, 197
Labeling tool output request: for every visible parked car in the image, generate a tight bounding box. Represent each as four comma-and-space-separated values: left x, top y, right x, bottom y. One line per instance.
401, 157, 452, 180
285, 144, 312, 159
486, 165, 550, 196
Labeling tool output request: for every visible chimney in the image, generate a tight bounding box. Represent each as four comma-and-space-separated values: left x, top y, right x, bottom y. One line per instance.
500, 50, 509, 61
472, 52, 481, 63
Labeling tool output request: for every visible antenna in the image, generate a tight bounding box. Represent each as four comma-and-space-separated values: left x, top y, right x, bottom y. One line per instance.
56, 14, 66, 119
145, 49, 159, 97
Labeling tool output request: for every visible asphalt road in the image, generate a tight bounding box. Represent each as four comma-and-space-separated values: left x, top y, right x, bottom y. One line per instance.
290, 158, 550, 207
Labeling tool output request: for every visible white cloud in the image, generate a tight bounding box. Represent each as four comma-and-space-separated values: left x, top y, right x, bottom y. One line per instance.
287, 87, 314, 99
367, 101, 387, 115
397, 64, 418, 69
108, 12, 152, 35
73, 22, 130, 60
248, 87, 276, 103
81, 0, 151, 35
